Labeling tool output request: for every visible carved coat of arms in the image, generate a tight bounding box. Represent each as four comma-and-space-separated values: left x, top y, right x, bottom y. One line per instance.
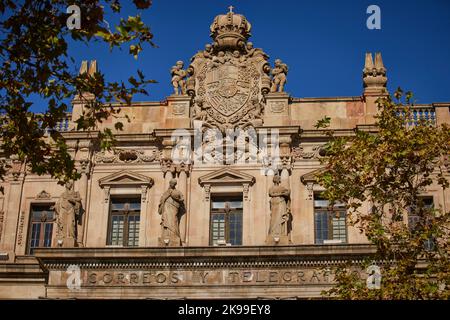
189, 44, 270, 131
205, 63, 251, 117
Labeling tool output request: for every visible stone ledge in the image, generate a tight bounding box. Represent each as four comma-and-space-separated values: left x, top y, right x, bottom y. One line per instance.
34, 244, 376, 270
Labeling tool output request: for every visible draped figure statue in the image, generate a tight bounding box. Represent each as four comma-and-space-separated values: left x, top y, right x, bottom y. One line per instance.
53, 181, 82, 247
267, 175, 291, 244
158, 179, 185, 246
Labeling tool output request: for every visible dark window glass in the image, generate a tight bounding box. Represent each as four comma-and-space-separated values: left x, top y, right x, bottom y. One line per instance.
108, 197, 141, 247
28, 204, 55, 254
408, 196, 435, 251
210, 196, 243, 246
314, 195, 347, 244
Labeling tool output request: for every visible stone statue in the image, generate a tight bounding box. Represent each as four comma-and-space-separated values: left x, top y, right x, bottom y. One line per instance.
267, 175, 291, 244
171, 61, 188, 95
231, 50, 247, 67
211, 51, 227, 68
193, 97, 208, 121
250, 96, 263, 119
53, 181, 82, 247
203, 44, 213, 59
245, 42, 268, 59
241, 96, 263, 127
191, 44, 214, 63
158, 179, 185, 246
270, 59, 288, 93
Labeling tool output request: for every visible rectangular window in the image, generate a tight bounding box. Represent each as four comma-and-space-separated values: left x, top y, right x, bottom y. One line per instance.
210, 196, 243, 246
314, 195, 347, 244
108, 197, 141, 247
408, 196, 435, 251
28, 204, 55, 254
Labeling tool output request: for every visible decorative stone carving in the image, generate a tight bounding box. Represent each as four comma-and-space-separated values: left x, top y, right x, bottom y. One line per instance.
172, 103, 186, 115
160, 158, 176, 176
266, 175, 291, 245
103, 186, 111, 203
17, 211, 25, 246
192, 97, 209, 121
98, 170, 154, 203
270, 59, 288, 93
0, 210, 4, 241
204, 184, 211, 202
292, 145, 322, 160
158, 179, 186, 247
363, 52, 387, 92
306, 182, 314, 200
243, 183, 250, 200
79, 159, 90, 174
95, 148, 158, 164
141, 185, 148, 203
188, 7, 272, 131
36, 190, 51, 199
245, 42, 268, 60
246, 96, 263, 127
270, 101, 285, 113
171, 61, 188, 95
209, 6, 251, 50
10, 155, 22, 181
53, 181, 82, 248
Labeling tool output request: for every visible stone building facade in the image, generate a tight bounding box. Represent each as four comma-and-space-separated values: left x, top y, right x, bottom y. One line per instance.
0, 8, 449, 299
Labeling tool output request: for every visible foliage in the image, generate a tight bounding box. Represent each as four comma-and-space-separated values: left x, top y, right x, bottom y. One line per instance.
317, 89, 450, 299
0, 0, 155, 187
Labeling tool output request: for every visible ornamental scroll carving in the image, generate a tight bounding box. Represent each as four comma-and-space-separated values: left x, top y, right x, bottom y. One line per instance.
292, 145, 323, 160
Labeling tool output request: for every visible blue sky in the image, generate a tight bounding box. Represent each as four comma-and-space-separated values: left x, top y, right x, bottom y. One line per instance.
33, 0, 450, 111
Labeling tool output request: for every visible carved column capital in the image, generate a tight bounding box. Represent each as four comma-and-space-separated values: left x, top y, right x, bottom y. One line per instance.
160, 158, 176, 177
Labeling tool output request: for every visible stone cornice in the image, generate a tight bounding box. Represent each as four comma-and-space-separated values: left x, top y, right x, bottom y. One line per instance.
60, 131, 99, 140
291, 96, 362, 103
34, 244, 376, 270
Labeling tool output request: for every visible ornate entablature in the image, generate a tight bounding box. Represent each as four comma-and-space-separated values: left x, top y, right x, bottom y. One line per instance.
177, 7, 287, 132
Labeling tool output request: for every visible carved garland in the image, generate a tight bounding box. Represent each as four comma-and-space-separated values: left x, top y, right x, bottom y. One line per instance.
95, 148, 159, 164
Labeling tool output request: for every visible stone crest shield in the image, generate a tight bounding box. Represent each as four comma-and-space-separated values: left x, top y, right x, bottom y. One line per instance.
205, 63, 251, 117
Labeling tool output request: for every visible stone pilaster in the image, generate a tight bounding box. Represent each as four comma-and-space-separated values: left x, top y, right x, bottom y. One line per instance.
75, 139, 92, 247
2, 157, 26, 261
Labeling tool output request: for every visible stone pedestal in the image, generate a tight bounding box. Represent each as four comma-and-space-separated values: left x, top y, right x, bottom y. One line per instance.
263, 92, 290, 126
165, 95, 191, 128
434, 103, 450, 126
363, 89, 388, 124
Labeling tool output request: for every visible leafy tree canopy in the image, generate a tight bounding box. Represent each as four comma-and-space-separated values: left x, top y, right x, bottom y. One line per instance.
317, 89, 450, 299
0, 0, 155, 188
